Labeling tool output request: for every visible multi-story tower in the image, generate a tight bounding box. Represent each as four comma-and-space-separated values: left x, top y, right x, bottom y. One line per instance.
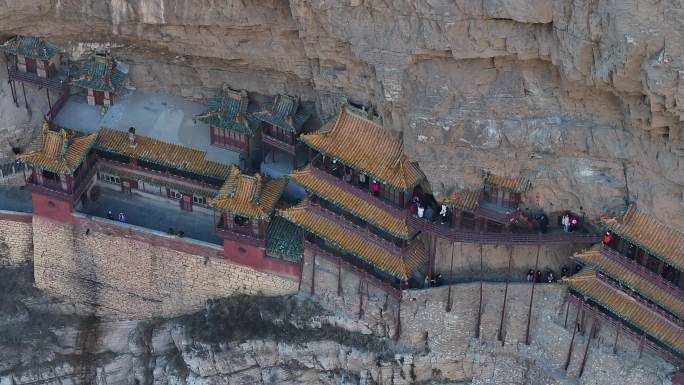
565, 205, 683, 366
253, 94, 310, 169
279, 105, 427, 285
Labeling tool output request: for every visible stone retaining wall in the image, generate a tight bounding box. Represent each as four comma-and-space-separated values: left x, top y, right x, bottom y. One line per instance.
0, 210, 33, 266
32, 215, 298, 319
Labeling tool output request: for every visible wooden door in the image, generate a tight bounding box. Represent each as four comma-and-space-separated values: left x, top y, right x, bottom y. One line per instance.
180, 194, 193, 211
94, 90, 105, 105
25, 58, 37, 74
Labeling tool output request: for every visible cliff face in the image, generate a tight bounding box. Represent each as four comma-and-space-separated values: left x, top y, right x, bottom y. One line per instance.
0, 0, 682, 227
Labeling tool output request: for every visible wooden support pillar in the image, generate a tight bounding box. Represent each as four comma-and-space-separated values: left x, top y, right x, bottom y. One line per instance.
46, 88, 52, 110
525, 244, 541, 345
498, 244, 513, 345
579, 308, 586, 336
446, 242, 455, 312
310, 253, 316, 296
10, 80, 18, 106
476, 243, 483, 339
612, 327, 620, 354
564, 302, 581, 371
564, 301, 570, 328
638, 333, 645, 358
578, 320, 596, 378
428, 234, 436, 282
394, 281, 403, 341
337, 257, 342, 296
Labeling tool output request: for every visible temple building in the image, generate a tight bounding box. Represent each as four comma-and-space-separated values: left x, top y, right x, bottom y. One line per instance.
93, 127, 230, 212
565, 205, 684, 364
196, 86, 260, 168
210, 166, 292, 272
253, 94, 310, 168
21, 122, 98, 217
72, 53, 128, 106
0, 35, 69, 118
279, 105, 428, 285
0, 35, 60, 78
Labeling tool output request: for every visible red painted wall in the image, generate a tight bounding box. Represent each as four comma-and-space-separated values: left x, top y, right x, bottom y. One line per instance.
31, 192, 74, 223
224, 239, 300, 279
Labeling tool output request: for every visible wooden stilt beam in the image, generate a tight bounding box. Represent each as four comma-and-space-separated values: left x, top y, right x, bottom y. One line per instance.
525, 244, 541, 345
612, 328, 619, 354
10, 80, 18, 106
310, 253, 316, 296
46, 88, 52, 111
498, 244, 513, 345
21, 82, 28, 110
564, 302, 581, 371
446, 242, 455, 312
578, 320, 596, 378
638, 333, 645, 358
358, 278, 365, 319
579, 308, 586, 336
564, 301, 570, 328
476, 243, 483, 339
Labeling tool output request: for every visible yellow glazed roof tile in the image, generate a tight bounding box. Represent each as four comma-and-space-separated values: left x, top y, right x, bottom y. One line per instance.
602, 205, 684, 271
573, 247, 684, 319
95, 128, 231, 180
279, 202, 426, 280
299, 107, 424, 190
210, 166, 287, 219
483, 172, 531, 193
442, 189, 481, 212
21, 123, 96, 174
565, 268, 684, 354
289, 166, 415, 239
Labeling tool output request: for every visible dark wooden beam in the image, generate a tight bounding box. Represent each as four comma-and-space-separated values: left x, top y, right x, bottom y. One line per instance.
446, 242, 455, 312
564, 302, 581, 371
476, 243, 483, 339
498, 244, 513, 345
525, 244, 541, 345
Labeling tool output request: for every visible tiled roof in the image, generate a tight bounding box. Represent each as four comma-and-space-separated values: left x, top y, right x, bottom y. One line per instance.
601, 205, 684, 271
252, 94, 310, 133
299, 106, 424, 191
564, 268, 684, 355
266, 216, 303, 261
278, 202, 426, 280
442, 189, 481, 213
573, 247, 684, 319
209, 166, 287, 219
196, 86, 258, 134
483, 172, 531, 193
21, 122, 96, 174
289, 166, 415, 239
73, 54, 127, 93
0, 35, 58, 60
94, 128, 231, 180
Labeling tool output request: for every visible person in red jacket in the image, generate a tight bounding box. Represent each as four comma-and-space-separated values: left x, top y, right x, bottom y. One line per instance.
602, 231, 613, 246
372, 179, 380, 196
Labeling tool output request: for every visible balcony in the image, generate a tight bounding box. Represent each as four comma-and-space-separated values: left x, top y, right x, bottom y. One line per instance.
26, 162, 97, 203
262, 132, 302, 156
8, 66, 68, 91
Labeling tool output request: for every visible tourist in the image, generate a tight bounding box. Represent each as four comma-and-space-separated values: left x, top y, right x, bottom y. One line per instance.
546, 270, 555, 283
425, 205, 434, 222
536, 270, 543, 283
118, 212, 126, 223
417, 204, 425, 218
602, 231, 613, 245
569, 215, 577, 232
561, 214, 570, 232
343, 170, 352, 183
439, 204, 448, 224
359, 173, 366, 187
561, 266, 568, 279
168, 227, 176, 235
526, 269, 535, 282
106, 210, 113, 220
372, 180, 380, 196
435, 273, 443, 287
537, 213, 548, 233
178, 230, 184, 238
409, 198, 418, 217
424, 276, 429, 289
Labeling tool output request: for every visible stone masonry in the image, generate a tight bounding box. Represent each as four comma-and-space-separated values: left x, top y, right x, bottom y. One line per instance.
0, 213, 33, 266
32, 215, 298, 319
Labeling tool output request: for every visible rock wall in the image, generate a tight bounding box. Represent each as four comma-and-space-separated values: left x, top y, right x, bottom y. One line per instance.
0, 211, 33, 266
31, 215, 298, 319
0, 0, 682, 229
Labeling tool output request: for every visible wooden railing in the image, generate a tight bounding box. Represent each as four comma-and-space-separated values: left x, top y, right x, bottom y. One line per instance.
599, 245, 684, 299
309, 165, 406, 218
262, 133, 297, 156
8, 66, 67, 91
45, 87, 70, 122
408, 215, 601, 245
475, 203, 520, 224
